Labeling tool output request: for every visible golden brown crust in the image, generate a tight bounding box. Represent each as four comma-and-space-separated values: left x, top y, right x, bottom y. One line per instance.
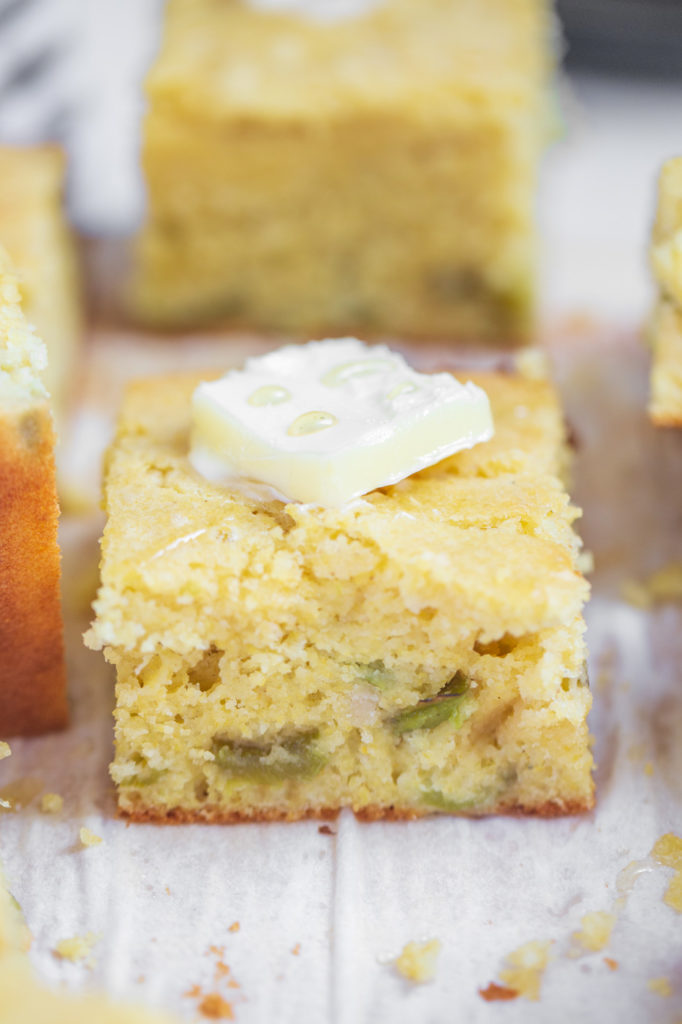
120, 796, 594, 825
650, 410, 682, 427
0, 402, 67, 735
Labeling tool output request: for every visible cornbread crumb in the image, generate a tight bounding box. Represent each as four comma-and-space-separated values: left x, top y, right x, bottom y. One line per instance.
644, 761, 655, 777
394, 939, 441, 983
79, 826, 103, 848
648, 977, 672, 998
291, 943, 301, 956
515, 347, 550, 381
498, 940, 552, 1001
622, 563, 682, 609
41, 793, 63, 814
0, 742, 10, 760
479, 982, 519, 1002
604, 957, 618, 971
197, 994, 234, 1020
569, 912, 615, 956
53, 931, 98, 967
651, 833, 682, 912
228, 922, 240, 933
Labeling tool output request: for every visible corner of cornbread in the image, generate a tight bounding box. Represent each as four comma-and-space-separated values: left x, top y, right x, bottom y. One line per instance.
0, 249, 67, 736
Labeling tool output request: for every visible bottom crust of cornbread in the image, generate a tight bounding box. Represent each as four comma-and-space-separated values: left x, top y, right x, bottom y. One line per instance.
87, 368, 594, 822
120, 797, 593, 825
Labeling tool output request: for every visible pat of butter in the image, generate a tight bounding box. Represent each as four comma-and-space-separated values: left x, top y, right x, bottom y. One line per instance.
190, 338, 494, 506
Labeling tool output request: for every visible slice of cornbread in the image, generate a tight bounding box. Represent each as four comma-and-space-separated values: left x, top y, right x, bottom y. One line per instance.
0, 249, 67, 735
649, 158, 682, 425
132, 0, 552, 343
0, 146, 81, 424
86, 365, 593, 821
0, 863, 177, 1023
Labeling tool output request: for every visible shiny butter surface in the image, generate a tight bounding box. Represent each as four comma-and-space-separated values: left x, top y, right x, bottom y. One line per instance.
189, 338, 494, 506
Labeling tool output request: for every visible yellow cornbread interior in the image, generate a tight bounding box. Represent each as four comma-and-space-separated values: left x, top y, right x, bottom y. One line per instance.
87, 369, 593, 821
650, 158, 682, 425
0, 147, 80, 421
0, 248, 48, 410
133, 0, 551, 342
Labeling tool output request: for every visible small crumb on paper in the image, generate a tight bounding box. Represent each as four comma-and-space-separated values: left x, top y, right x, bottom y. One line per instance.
198, 993, 234, 1019
648, 977, 672, 998
228, 921, 240, 933
394, 939, 441, 983
498, 940, 552, 1001
569, 912, 615, 956
651, 834, 682, 912
604, 958, 618, 971
479, 982, 519, 1002
41, 793, 63, 814
0, 742, 11, 760
53, 931, 99, 967
79, 827, 103, 847
622, 563, 682, 609
291, 943, 301, 956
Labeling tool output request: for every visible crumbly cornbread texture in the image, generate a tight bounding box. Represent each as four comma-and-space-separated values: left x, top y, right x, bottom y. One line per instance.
650, 158, 682, 425
0, 249, 67, 736
132, 0, 551, 343
0, 146, 80, 422
86, 365, 593, 822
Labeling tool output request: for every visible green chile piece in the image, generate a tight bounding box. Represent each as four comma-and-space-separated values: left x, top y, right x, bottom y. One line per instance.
357, 660, 395, 690
389, 671, 470, 735
212, 729, 325, 784
125, 768, 166, 788
421, 789, 481, 813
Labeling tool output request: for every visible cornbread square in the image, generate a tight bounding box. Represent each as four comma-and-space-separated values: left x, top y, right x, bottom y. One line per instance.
0, 146, 81, 423
86, 364, 593, 821
132, 0, 552, 343
650, 158, 682, 425
0, 250, 67, 736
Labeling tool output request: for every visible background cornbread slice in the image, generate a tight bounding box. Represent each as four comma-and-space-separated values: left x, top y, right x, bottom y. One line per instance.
0, 249, 67, 735
649, 157, 682, 425
0, 146, 81, 425
86, 366, 593, 822
132, 0, 552, 343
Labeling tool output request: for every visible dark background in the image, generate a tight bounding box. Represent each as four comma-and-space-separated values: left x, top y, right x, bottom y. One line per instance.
559, 0, 682, 76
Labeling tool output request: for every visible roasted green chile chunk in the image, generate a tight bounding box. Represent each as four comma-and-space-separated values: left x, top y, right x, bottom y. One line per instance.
212, 729, 325, 783
389, 671, 470, 734
357, 659, 395, 690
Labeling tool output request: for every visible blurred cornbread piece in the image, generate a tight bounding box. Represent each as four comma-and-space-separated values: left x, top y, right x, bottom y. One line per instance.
132, 0, 552, 343
86, 367, 593, 822
0, 146, 80, 423
0, 249, 67, 736
650, 158, 682, 425
0, 864, 178, 1023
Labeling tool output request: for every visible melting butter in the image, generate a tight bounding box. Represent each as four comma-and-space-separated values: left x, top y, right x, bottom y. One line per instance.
190, 338, 494, 507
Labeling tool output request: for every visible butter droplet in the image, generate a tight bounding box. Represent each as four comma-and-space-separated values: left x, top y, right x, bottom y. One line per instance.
287, 411, 337, 436
248, 385, 291, 407
322, 358, 391, 387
